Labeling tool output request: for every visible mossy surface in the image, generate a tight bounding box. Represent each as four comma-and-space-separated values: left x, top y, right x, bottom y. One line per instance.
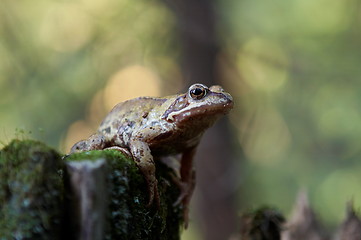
0, 140, 64, 240
0, 140, 182, 239
65, 149, 182, 240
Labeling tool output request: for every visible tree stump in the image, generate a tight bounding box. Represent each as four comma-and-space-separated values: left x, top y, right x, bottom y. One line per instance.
0, 140, 182, 240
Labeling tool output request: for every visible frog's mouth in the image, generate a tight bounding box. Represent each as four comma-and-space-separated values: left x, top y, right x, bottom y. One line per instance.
164, 92, 233, 123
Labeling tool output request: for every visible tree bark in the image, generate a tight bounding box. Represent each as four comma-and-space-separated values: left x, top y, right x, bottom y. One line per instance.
162, 0, 238, 239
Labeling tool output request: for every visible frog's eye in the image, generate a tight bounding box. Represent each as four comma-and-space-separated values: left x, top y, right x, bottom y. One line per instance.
189, 84, 207, 100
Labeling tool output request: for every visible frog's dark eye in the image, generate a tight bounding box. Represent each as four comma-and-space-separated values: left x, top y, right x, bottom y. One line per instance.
189, 84, 207, 100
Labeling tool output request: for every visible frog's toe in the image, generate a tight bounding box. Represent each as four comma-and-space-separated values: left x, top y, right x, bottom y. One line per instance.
145, 178, 160, 208
146, 189, 154, 207
146, 187, 160, 208
170, 174, 189, 206
105, 146, 132, 158
173, 181, 188, 206
173, 184, 192, 228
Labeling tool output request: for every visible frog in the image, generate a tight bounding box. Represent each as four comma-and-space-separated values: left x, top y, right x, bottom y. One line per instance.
70, 83, 233, 227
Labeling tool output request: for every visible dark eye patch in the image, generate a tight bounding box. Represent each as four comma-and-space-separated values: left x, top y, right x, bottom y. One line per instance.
161, 95, 189, 121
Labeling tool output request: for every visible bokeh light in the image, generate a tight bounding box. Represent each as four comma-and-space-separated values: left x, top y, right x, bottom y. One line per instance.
103, 65, 161, 111
316, 168, 361, 224
39, 3, 93, 52
239, 106, 291, 165
63, 120, 94, 152
237, 38, 289, 92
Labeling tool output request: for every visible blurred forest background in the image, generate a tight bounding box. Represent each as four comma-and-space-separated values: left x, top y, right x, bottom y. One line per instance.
2, 0, 361, 239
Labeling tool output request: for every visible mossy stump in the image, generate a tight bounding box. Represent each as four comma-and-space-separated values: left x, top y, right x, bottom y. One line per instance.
0, 140, 182, 240
0, 140, 63, 239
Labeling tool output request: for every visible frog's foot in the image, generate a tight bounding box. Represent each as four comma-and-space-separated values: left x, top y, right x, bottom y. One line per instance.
104, 146, 132, 158
170, 173, 194, 228
172, 179, 189, 206
170, 173, 192, 206
176, 183, 191, 228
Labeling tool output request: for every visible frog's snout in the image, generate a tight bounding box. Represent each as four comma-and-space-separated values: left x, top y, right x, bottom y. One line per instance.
221, 92, 234, 110
225, 92, 233, 104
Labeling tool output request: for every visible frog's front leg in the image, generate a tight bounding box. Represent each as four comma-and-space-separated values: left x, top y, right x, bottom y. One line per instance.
174, 147, 196, 228
104, 146, 132, 158
128, 139, 159, 207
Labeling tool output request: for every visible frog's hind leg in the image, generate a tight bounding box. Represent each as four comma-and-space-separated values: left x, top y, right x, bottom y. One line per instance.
70, 134, 107, 153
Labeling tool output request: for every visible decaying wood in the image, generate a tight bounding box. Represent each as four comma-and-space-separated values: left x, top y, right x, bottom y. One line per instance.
239, 207, 285, 240
2, 140, 361, 240
335, 202, 361, 240
0, 140, 64, 239
65, 159, 108, 240
282, 191, 326, 240
0, 140, 182, 240
237, 191, 361, 240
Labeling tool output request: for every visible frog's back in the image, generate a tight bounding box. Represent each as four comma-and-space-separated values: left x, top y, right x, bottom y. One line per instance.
98, 97, 167, 141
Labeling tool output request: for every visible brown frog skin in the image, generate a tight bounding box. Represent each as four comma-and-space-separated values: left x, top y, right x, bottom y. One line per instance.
70, 83, 233, 227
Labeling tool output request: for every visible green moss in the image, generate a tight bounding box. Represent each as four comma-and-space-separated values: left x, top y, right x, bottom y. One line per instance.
0, 141, 182, 239
0, 139, 64, 240
65, 149, 182, 240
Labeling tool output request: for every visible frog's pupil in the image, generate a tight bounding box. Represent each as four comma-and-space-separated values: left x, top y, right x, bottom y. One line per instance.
193, 88, 203, 95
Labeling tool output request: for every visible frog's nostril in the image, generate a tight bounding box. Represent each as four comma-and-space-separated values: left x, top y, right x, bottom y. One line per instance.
227, 94, 233, 103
